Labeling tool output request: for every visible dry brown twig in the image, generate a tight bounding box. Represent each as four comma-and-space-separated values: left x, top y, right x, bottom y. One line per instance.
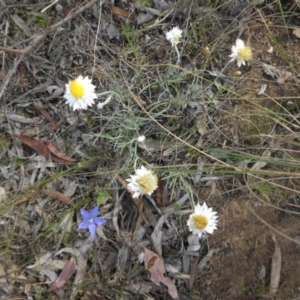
0, 0, 97, 100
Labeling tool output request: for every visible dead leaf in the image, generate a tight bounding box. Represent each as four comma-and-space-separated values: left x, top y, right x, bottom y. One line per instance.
111, 6, 135, 21
118, 245, 129, 272
251, 149, 272, 171
0, 262, 14, 294
8, 114, 43, 124
33, 101, 57, 131
137, 138, 181, 153
188, 255, 200, 290
155, 177, 163, 206
187, 234, 201, 252
46, 141, 77, 165
41, 189, 75, 207
27, 252, 69, 271
276, 70, 292, 84
11, 15, 31, 36
196, 112, 208, 136
198, 248, 219, 273
144, 247, 178, 300
64, 0, 80, 17
49, 257, 76, 291
270, 234, 281, 294
261, 63, 292, 84
29, 79, 53, 95
126, 282, 152, 294
14, 135, 77, 165
131, 93, 147, 106
15, 135, 50, 158
258, 84, 267, 95
55, 247, 87, 286
46, 85, 64, 98
58, 212, 73, 233
151, 214, 169, 256
134, 5, 160, 25
292, 28, 300, 38
14, 190, 39, 206
18, 62, 27, 91
14, 188, 74, 207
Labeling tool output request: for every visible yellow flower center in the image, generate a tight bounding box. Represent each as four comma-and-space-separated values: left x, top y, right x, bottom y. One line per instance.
238, 46, 253, 61
173, 34, 180, 43
137, 173, 158, 194
69, 80, 85, 98
193, 215, 208, 230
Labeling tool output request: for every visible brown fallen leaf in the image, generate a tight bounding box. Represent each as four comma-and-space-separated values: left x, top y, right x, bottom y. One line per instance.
55, 247, 87, 286
41, 189, 75, 207
156, 177, 163, 206
14, 190, 39, 206
15, 135, 77, 165
16, 135, 50, 158
189, 255, 200, 290
111, 6, 135, 21
155, 177, 172, 207
144, 247, 178, 300
270, 234, 281, 294
49, 257, 76, 291
46, 141, 77, 165
18, 62, 27, 92
14, 189, 75, 207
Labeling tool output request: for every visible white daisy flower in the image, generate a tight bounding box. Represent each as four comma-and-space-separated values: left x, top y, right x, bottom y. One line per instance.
126, 165, 158, 198
229, 38, 253, 67
64, 75, 97, 110
187, 202, 218, 238
166, 27, 182, 47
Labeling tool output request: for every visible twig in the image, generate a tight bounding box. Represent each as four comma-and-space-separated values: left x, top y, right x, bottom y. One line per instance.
41, 0, 59, 13
1, 21, 9, 75
0, 53, 25, 100
145, 7, 174, 30
0, 0, 97, 55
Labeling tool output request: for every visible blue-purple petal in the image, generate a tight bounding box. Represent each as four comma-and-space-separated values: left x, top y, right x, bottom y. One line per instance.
94, 217, 106, 226
78, 220, 90, 229
80, 209, 91, 219
88, 223, 96, 235
90, 206, 99, 218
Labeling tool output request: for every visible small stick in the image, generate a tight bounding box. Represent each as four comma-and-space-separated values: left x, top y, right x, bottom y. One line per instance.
1, 21, 9, 75
41, 0, 59, 13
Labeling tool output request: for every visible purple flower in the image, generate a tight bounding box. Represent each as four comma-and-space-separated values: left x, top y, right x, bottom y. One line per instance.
78, 206, 106, 235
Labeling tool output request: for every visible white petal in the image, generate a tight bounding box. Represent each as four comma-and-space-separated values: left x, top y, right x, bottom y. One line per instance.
236, 39, 245, 48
